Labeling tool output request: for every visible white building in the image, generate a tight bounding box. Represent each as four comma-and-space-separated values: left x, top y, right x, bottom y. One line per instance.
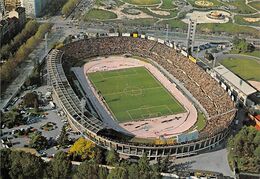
211, 65, 257, 106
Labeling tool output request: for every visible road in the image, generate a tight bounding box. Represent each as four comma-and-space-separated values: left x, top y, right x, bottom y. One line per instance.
172, 148, 235, 177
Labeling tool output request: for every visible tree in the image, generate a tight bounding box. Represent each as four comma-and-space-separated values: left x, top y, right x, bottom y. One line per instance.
150, 164, 161, 179
108, 167, 128, 179
57, 126, 69, 147
106, 149, 119, 166
9, 150, 45, 179
232, 36, 240, 46
23, 92, 38, 108
73, 160, 99, 179
95, 146, 106, 164
29, 133, 48, 151
0, 149, 11, 178
68, 137, 95, 161
254, 146, 260, 159
228, 126, 260, 173
253, 132, 260, 145
138, 153, 150, 172
1, 109, 22, 128
47, 151, 72, 179
98, 166, 108, 179
160, 155, 170, 172
127, 163, 139, 179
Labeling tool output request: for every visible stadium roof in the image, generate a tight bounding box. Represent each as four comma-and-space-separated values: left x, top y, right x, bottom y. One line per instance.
214, 65, 257, 96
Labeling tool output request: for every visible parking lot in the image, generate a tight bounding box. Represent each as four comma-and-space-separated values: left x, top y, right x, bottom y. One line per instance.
1, 85, 81, 157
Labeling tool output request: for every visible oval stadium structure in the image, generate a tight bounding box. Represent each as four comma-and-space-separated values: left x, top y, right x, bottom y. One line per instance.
47, 34, 236, 159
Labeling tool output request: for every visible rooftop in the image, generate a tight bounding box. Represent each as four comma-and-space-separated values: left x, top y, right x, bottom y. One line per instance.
214, 65, 257, 96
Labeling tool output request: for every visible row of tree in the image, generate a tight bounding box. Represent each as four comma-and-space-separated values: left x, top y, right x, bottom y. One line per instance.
0, 148, 166, 179
68, 137, 169, 178
0, 23, 52, 89
228, 126, 260, 173
0, 20, 39, 60
61, 0, 79, 17
1, 149, 72, 179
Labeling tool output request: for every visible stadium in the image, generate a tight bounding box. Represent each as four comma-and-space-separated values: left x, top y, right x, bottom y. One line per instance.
47, 33, 237, 159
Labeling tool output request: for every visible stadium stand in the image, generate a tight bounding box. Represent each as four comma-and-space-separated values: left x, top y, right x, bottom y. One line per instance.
47, 35, 237, 159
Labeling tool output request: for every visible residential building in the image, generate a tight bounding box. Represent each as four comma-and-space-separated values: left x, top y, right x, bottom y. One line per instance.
21, 0, 47, 17
0, 6, 25, 45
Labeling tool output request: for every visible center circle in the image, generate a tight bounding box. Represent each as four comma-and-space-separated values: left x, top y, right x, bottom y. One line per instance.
123, 87, 142, 96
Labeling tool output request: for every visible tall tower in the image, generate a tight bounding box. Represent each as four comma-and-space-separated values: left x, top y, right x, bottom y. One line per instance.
186, 19, 197, 55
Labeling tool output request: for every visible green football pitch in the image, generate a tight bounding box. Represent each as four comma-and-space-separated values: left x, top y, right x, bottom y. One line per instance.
88, 67, 185, 123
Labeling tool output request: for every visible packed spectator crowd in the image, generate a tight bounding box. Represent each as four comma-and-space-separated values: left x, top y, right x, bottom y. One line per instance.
61, 36, 236, 137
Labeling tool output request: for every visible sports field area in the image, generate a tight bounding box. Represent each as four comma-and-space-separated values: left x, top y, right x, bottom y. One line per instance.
88, 67, 185, 123
220, 57, 260, 82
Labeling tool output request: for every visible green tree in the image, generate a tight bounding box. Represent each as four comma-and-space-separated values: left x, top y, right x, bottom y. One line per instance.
150, 164, 161, 179
106, 149, 119, 166
98, 166, 108, 179
254, 146, 260, 159
253, 132, 260, 145
29, 133, 48, 151
73, 160, 99, 179
95, 146, 106, 164
0, 149, 12, 178
9, 150, 45, 179
23, 92, 38, 108
138, 153, 150, 172
1, 109, 22, 128
47, 151, 72, 179
127, 163, 139, 179
57, 125, 69, 147
108, 167, 128, 179
160, 155, 170, 172
228, 126, 260, 173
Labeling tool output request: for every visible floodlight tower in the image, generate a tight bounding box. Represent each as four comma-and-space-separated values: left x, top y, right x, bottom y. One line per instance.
186, 19, 197, 55
165, 24, 169, 41
44, 32, 48, 55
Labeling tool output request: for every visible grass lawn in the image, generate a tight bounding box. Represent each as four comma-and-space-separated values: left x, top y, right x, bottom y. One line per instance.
95, 0, 125, 6
138, 7, 178, 18
220, 57, 260, 82
195, 112, 207, 131
159, 19, 188, 30
230, 49, 260, 58
88, 67, 185, 122
114, 18, 158, 27
249, 1, 260, 11
84, 9, 117, 20
122, 0, 160, 5
187, 0, 223, 8
159, 0, 177, 9
187, 112, 207, 132
222, 0, 256, 14
197, 22, 260, 38
234, 14, 260, 27
243, 51, 260, 58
